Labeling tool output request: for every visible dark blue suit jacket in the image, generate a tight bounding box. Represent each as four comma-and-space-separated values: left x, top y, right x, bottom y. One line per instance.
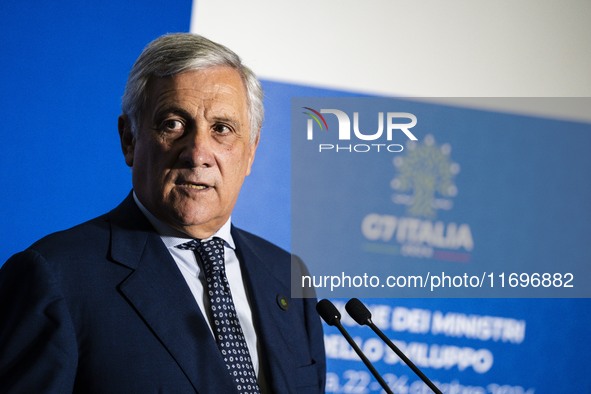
0, 195, 325, 393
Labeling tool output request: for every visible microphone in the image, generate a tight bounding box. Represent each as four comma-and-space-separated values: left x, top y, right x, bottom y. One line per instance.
345, 298, 442, 394
316, 299, 394, 394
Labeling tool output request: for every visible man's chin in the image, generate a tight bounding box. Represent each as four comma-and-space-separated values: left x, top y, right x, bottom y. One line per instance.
169, 213, 226, 239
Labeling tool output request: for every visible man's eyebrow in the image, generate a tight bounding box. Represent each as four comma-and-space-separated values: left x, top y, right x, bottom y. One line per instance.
153, 106, 192, 120
151, 106, 243, 129
211, 115, 241, 127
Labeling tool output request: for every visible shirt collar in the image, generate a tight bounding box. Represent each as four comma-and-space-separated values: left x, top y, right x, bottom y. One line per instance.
132, 191, 235, 250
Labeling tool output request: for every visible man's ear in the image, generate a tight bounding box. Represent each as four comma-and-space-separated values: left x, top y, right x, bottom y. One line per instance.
245, 130, 260, 177
118, 115, 135, 167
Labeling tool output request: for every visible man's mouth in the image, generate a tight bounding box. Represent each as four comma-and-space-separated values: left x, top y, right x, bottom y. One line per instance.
185, 184, 208, 190
177, 181, 211, 190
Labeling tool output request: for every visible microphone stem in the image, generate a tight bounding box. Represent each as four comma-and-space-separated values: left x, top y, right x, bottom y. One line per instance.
368, 320, 442, 394
335, 322, 394, 394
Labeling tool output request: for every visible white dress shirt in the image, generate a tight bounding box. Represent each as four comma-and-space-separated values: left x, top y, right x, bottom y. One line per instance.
132, 193, 261, 377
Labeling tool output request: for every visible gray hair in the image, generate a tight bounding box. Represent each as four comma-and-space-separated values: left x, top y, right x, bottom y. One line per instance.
121, 33, 263, 143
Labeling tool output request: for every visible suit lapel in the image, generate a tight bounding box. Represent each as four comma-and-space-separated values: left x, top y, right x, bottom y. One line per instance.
232, 228, 299, 394
107, 195, 238, 394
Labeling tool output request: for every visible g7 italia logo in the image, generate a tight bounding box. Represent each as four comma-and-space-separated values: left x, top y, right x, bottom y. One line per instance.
361, 135, 474, 262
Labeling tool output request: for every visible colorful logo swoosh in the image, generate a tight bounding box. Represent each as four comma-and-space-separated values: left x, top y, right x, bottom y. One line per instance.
303, 107, 329, 130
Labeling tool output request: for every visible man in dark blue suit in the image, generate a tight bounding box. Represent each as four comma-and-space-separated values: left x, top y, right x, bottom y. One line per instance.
0, 33, 325, 393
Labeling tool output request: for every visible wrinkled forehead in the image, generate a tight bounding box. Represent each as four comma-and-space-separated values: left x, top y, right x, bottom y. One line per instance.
142, 67, 249, 120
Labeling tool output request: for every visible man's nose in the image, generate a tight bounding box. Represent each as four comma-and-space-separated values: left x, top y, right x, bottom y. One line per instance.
179, 130, 214, 168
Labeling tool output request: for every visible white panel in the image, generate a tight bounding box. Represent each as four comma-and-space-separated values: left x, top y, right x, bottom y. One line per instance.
191, 0, 591, 121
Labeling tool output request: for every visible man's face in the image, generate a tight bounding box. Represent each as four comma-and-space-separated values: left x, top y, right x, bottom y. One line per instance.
119, 67, 258, 238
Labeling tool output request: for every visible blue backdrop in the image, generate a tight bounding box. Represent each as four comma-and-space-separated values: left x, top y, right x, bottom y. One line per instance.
0, 0, 192, 259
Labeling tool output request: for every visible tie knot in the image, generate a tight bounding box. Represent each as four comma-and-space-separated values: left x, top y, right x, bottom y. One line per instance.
200, 237, 225, 254
177, 237, 226, 275
176, 238, 225, 252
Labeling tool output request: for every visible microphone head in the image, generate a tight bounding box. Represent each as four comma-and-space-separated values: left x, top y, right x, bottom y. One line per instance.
345, 298, 372, 326
316, 299, 342, 326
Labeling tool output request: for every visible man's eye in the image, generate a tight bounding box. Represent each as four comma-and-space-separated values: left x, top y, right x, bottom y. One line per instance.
213, 123, 232, 135
161, 119, 185, 133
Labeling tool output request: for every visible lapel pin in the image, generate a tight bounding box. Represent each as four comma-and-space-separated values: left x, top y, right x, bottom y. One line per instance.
276, 295, 289, 311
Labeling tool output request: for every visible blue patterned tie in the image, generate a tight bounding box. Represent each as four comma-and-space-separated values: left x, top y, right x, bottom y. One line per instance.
177, 238, 261, 394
